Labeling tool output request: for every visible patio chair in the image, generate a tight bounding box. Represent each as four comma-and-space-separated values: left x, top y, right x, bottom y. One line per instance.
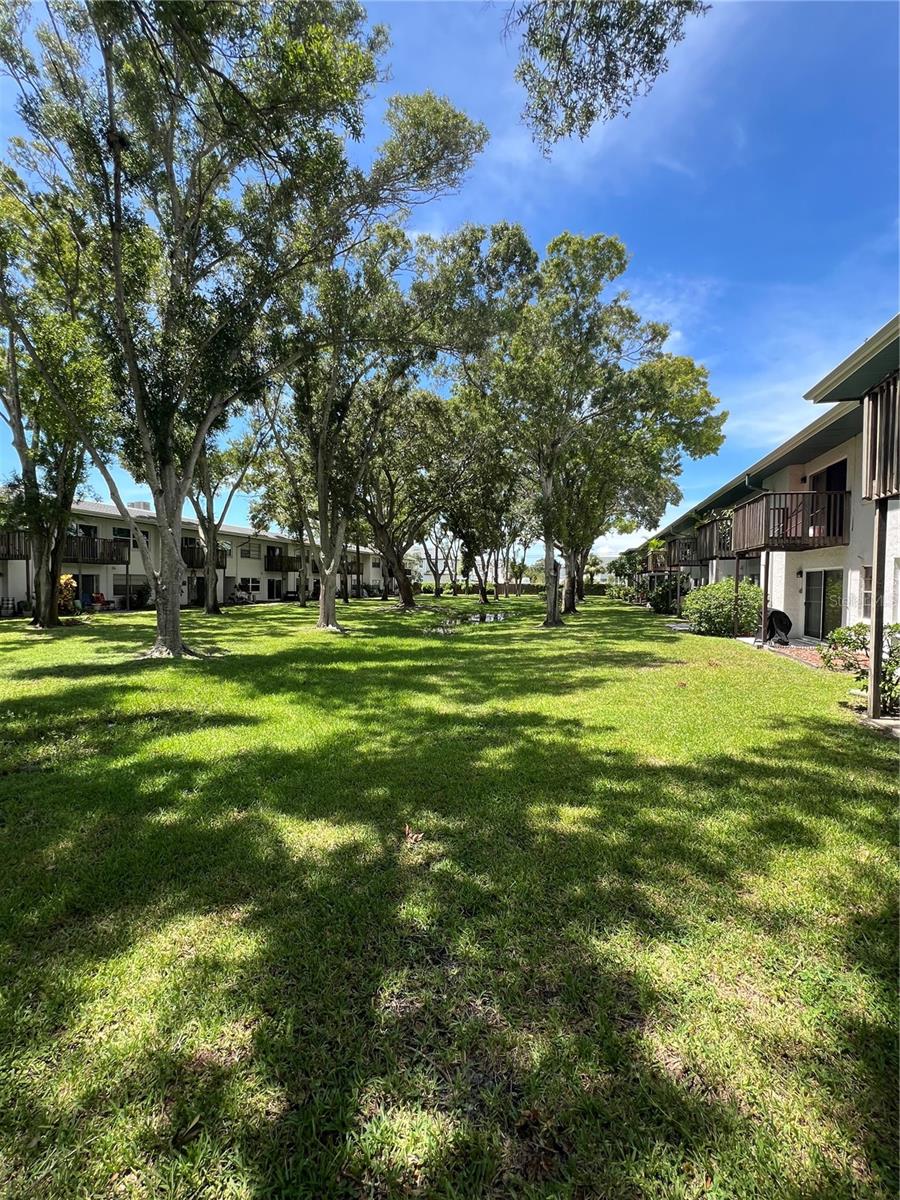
92, 592, 114, 612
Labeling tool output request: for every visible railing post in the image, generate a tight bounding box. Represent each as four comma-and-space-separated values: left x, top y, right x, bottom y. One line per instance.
733, 554, 741, 637
868, 497, 888, 719
760, 549, 769, 649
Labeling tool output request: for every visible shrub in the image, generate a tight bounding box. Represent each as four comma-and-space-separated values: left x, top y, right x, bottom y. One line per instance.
647, 575, 692, 615
884, 626, 900, 715
420, 581, 434, 594
819, 623, 869, 672
681, 579, 763, 637
58, 573, 77, 614
607, 582, 635, 602
820, 622, 900, 715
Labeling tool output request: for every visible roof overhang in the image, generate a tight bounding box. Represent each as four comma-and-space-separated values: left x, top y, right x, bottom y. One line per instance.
804, 314, 900, 404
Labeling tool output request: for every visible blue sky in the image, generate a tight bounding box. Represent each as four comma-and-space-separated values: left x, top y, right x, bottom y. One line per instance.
1, 1, 898, 557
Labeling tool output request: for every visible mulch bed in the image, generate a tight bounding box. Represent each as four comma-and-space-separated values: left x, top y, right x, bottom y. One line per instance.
768, 643, 870, 673
767, 644, 825, 669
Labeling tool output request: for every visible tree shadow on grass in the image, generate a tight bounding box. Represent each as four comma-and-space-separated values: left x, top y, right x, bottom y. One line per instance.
6, 603, 685, 727
0, 668, 896, 1200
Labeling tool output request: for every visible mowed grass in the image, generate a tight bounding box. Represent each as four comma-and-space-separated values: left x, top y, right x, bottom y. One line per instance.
0, 596, 896, 1200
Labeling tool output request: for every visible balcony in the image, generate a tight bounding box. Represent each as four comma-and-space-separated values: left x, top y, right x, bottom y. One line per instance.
0, 531, 30, 560
732, 491, 850, 553
181, 544, 228, 570
667, 536, 699, 568
63, 535, 131, 565
696, 518, 733, 561
265, 551, 302, 573
645, 549, 668, 572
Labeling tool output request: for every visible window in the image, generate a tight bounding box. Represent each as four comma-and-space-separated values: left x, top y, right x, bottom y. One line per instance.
861, 566, 872, 620
239, 577, 260, 593
240, 542, 260, 559
113, 574, 147, 597
113, 526, 149, 549
371, 558, 380, 569
75, 522, 97, 539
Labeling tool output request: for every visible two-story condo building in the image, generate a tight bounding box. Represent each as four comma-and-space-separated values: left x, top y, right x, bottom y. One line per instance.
0, 500, 385, 611
632, 316, 899, 713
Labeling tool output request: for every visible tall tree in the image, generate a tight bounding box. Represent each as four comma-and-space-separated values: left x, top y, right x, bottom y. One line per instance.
420, 520, 459, 597
0, 0, 386, 655
361, 389, 462, 610
188, 427, 267, 615
252, 389, 322, 606
443, 390, 520, 605
507, 0, 709, 148
277, 218, 536, 630
280, 227, 441, 631
551, 421, 683, 613
0, 188, 111, 627
497, 485, 540, 597
495, 232, 723, 626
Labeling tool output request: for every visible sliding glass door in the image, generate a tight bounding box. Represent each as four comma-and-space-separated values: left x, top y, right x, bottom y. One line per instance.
804, 569, 843, 639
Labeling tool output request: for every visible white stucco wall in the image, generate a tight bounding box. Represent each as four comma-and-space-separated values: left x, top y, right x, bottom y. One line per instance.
0, 510, 384, 611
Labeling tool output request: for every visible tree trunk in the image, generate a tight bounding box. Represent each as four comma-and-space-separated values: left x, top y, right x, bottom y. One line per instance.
204, 537, 221, 615
563, 549, 578, 614
30, 533, 58, 628
395, 566, 415, 608
541, 471, 562, 626
356, 538, 362, 598
576, 550, 586, 603
317, 569, 342, 630
298, 544, 308, 606
48, 532, 65, 624
382, 540, 415, 608
149, 529, 192, 656
422, 541, 444, 597
472, 557, 489, 604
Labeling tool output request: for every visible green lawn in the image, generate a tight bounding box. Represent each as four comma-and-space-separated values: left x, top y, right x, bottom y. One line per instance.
0, 597, 896, 1199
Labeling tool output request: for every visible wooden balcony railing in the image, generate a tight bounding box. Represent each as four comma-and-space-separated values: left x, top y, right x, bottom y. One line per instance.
732, 491, 850, 553
0, 530, 30, 560
63, 535, 131, 564
181, 545, 228, 570
667, 536, 699, 568
696, 518, 733, 561
265, 552, 302, 573
645, 549, 668, 572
